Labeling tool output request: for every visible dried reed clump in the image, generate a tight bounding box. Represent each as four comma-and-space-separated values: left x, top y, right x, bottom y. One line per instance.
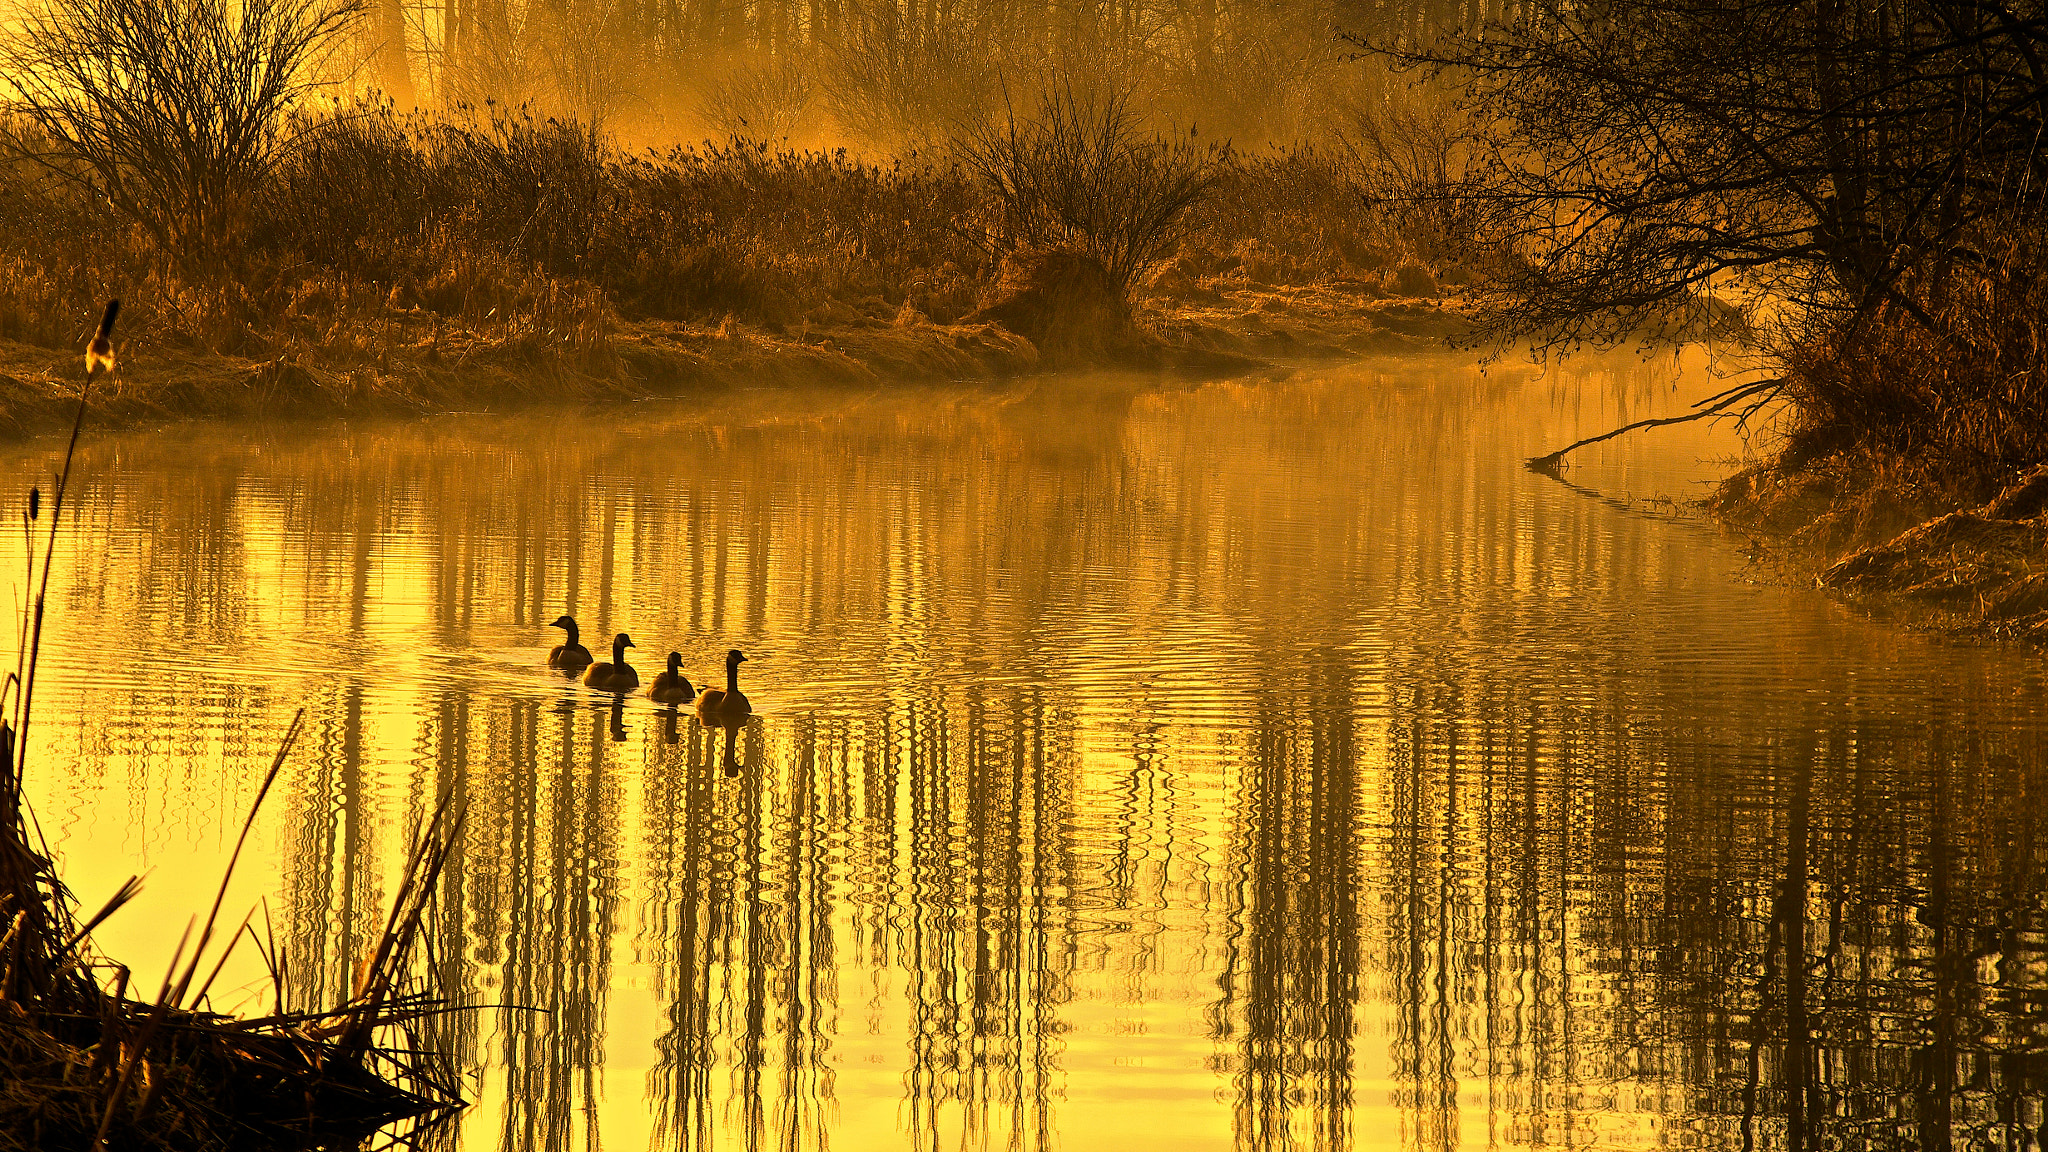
1782, 246, 2048, 482
0, 346, 466, 1150
0, 96, 1468, 387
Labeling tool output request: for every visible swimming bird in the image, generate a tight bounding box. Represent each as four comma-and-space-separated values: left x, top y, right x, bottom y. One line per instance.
647, 651, 697, 704
583, 633, 639, 691
547, 615, 594, 671
695, 649, 752, 720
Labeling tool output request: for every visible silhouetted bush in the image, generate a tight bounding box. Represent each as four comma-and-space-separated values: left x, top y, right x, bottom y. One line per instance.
957, 87, 1229, 292
0, 0, 361, 274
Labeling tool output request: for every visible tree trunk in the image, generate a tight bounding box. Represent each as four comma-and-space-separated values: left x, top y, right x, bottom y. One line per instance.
375, 0, 417, 105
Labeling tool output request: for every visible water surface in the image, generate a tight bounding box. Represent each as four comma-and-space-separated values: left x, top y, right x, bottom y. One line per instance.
11, 354, 2047, 1151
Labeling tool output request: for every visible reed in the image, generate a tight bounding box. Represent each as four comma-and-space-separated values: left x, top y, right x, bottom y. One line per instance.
0, 302, 465, 1151
0, 101, 1439, 386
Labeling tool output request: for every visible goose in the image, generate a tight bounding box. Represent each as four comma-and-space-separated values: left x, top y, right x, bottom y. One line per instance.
583, 633, 639, 691
695, 649, 751, 720
647, 651, 697, 704
547, 615, 594, 671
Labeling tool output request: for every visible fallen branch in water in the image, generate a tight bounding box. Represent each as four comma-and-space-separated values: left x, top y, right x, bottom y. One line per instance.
1525, 377, 1784, 474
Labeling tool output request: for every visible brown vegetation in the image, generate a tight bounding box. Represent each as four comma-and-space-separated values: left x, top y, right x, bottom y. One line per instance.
1400, 0, 2048, 636
0, 0, 1516, 433
1706, 229, 2048, 638
0, 99, 1480, 433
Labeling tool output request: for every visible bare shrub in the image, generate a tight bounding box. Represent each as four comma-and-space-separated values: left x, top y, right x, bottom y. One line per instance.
698, 52, 819, 144
1336, 69, 1488, 266
825, 7, 1005, 150
0, 0, 362, 275
957, 86, 1229, 292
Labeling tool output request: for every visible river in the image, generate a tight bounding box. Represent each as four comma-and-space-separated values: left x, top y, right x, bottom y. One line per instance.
10, 352, 2046, 1150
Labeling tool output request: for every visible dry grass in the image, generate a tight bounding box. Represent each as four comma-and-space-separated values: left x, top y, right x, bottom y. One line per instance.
0, 101, 1479, 433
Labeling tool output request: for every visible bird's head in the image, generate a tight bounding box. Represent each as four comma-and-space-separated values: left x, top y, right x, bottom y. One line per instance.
551, 615, 577, 632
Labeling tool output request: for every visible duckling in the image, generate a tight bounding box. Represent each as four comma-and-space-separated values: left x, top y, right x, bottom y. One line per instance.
583, 633, 639, 691
547, 615, 594, 671
696, 649, 751, 720
647, 651, 697, 704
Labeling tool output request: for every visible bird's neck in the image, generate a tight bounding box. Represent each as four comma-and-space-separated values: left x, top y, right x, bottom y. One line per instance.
613, 639, 628, 663
564, 624, 579, 646
726, 661, 740, 693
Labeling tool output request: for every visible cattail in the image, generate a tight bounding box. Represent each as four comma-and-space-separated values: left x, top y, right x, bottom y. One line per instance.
86, 299, 119, 380
27, 487, 38, 522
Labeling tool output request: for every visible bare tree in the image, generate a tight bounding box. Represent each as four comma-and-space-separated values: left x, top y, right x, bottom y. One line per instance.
0, 0, 364, 275
824, 3, 1009, 149
1380, 0, 2048, 468
1370, 0, 2048, 347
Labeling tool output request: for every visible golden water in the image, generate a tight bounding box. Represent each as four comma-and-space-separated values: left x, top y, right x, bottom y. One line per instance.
11, 355, 2047, 1150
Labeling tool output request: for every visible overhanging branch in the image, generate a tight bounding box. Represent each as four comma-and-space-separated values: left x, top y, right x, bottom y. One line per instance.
1525, 377, 1784, 473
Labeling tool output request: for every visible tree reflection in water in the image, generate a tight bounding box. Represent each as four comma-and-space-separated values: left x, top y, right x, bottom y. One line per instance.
16, 360, 2048, 1151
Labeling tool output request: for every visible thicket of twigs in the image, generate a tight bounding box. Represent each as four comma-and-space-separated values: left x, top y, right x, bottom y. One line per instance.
1393, 0, 2048, 500
0, 345, 465, 1149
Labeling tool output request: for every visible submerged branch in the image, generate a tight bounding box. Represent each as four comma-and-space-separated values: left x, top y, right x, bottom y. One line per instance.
1525, 378, 1783, 474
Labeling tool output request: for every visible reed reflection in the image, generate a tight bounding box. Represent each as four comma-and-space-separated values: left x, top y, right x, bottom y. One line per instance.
1371, 663, 2048, 1151
16, 359, 2048, 1152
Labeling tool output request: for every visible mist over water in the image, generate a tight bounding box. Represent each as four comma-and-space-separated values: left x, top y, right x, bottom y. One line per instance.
11, 357, 2047, 1150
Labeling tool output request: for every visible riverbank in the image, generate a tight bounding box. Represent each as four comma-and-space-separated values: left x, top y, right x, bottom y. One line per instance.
1712, 454, 2048, 643
0, 275, 1475, 436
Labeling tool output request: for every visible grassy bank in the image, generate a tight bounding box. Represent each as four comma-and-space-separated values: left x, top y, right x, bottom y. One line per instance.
1709, 263, 2048, 643
0, 108, 1479, 435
